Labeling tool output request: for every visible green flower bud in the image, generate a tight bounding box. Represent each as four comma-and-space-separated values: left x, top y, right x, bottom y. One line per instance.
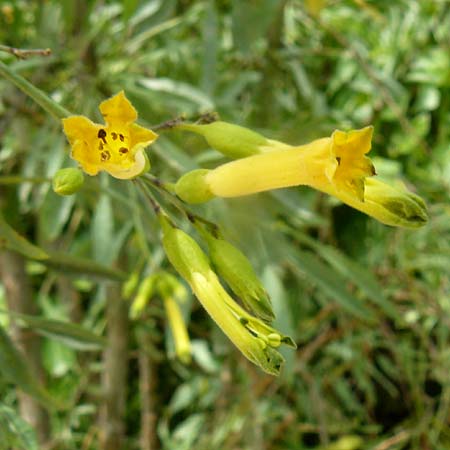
204, 234, 275, 322
122, 271, 140, 300
161, 217, 295, 376
130, 274, 157, 319
160, 216, 211, 281
178, 121, 270, 159
175, 169, 215, 204
363, 179, 428, 228
52, 167, 84, 196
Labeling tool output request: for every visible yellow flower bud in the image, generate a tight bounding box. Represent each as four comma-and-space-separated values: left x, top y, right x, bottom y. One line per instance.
52, 167, 84, 196
334, 178, 428, 228
163, 295, 191, 364
161, 218, 295, 375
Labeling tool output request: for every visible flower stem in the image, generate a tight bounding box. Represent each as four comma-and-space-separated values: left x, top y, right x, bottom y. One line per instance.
0, 60, 71, 119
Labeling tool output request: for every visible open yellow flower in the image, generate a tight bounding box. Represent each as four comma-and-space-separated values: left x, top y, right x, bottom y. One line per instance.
175, 125, 427, 228
62, 91, 158, 179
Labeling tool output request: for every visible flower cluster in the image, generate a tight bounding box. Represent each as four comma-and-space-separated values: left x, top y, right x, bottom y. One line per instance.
58, 93, 428, 375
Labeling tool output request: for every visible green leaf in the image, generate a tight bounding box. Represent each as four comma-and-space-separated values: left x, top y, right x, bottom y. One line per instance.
42, 251, 127, 281
0, 325, 58, 409
0, 212, 48, 260
92, 192, 114, 265
12, 313, 105, 351
286, 251, 376, 322
38, 190, 75, 242
292, 232, 397, 319
138, 77, 214, 110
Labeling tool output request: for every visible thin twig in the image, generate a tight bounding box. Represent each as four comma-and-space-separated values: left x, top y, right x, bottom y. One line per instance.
149, 111, 219, 131
141, 175, 219, 233
372, 430, 410, 450
0, 44, 51, 59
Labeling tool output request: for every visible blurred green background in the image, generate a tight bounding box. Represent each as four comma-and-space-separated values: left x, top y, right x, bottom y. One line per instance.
0, 1, 449, 449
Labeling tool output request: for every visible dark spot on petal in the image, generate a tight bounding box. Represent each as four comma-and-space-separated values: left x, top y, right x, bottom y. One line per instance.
111, 132, 117, 140
101, 150, 111, 161
98, 129, 107, 143
119, 147, 128, 154
119, 134, 124, 142
99, 142, 104, 150
336, 156, 341, 165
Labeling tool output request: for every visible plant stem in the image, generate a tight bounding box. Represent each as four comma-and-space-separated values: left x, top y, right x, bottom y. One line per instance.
0, 60, 71, 119
99, 283, 129, 450
0, 250, 50, 445
0, 45, 51, 59
138, 329, 159, 450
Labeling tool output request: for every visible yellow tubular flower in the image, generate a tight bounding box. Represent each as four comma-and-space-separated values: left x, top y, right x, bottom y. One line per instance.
175, 126, 428, 228
205, 127, 375, 199
62, 91, 158, 179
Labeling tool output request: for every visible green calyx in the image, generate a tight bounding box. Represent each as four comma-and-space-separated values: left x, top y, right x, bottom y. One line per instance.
177, 121, 270, 159
204, 233, 275, 322
175, 169, 215, 204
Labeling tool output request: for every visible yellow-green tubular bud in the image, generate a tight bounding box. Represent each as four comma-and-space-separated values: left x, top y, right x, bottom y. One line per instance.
205, 235, 275, 322
178, 121, 271, 159
158, 272, 188, 302
130, 274, 158, 319
174, 169, 215, 204
163, 296, 191, 364
122, 271, 140, 300
367, 179, 428, 228
190, 272, 286, 376
52, 167, 84, 195
160, 217, 211, 281
161, 218, 293, 376
337, 178, 428, 228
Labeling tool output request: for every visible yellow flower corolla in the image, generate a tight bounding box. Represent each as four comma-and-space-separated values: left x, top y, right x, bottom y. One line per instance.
62, 91, 158, 179
205, 126, 375, 200
175, 126, 428, 228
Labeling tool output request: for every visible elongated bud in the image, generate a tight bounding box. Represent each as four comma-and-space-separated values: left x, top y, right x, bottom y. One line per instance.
357, 178, 428, 228
161, 217, 295, 376
160, 216, 211, 281
177, 121, 271, 159
163, 296, 191, 364
122, 271, 140, 300
157, 272, 188, 302
130, 274, 157, 319
204, 234, 275, 322
175, 169, 215, 204
52, 167, 84, 195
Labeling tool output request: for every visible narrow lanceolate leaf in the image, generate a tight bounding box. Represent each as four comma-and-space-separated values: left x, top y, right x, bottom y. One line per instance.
292, 232, 397, 319
286, 251, 376, 323
13, 313, 105, 351
42, 251, 127, 281
0, 212, 48, 260
0, 325, 59, 409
